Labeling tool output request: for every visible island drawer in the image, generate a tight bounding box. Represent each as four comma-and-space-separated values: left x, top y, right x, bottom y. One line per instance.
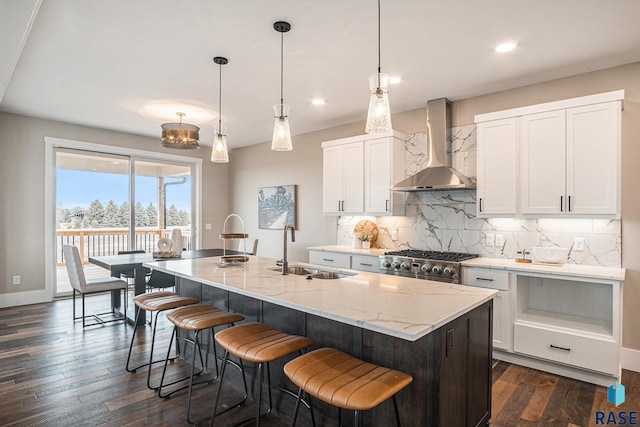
309, 250, 351, 269
462, 267, 509, 290
351, 255, 380, 273
513, 322, 617, 374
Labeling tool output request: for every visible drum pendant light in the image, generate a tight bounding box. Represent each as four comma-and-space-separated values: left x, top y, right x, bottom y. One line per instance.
211, 56, 229, 163
365, 0, 392, 134
271, 21, 293, 151
161, 112, 200, 149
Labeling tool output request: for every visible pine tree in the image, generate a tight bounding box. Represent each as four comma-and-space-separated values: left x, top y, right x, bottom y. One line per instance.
135, 202, 147, 227
145, 203, 158, 228
166, 204, 180, 226
179, 210, 190, 226
84, 200, 105, 228
104, 200, 120, 227
118, 202, 130, 227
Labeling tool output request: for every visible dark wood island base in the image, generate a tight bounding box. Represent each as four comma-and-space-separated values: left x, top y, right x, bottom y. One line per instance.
178, 277, 493, 427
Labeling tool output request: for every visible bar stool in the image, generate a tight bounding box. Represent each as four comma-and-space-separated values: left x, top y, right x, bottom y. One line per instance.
158, 304, 245, 424
125, 292, 199, 390
210, 322, 314, 426
284, 347, 413, 426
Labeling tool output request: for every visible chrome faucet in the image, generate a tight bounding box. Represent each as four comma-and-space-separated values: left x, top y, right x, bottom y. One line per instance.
282, 224, 295, 275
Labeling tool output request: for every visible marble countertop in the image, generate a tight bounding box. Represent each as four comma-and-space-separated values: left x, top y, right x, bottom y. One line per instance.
145, 255, 496, 342
462, 257, 625, 281
307, 245, 386, 256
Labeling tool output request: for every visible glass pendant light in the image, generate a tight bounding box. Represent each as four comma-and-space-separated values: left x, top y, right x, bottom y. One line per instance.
211, 56, 229, 163
271, 21, 293, 151
365, 0, 392, 135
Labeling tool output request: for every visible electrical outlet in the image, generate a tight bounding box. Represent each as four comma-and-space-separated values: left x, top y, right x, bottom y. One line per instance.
12, 275, 20, 285
495, 234, 505, 246
574, 237, 585, 252
486, 233, 495, 246
391, 229, 398, 240
205, 223, 212, 230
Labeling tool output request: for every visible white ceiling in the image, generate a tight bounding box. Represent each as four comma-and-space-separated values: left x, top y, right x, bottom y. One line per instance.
2, 0, 640, 150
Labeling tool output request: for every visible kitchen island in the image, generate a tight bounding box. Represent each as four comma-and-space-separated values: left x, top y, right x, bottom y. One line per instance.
145, 255, 497, 426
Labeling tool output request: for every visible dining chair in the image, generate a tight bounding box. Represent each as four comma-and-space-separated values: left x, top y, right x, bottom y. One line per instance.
237, 238, 258, 255
117, 249, 149, 288
62, 245, 128, 328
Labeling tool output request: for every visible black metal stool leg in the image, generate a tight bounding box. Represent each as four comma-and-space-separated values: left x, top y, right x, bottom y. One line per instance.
256, 362, 263, 427
290, 387, 303, 427
126, 307, 144, 372
210, 350, 230, 427
392, 395, 401, 427
185, 330, 202, 423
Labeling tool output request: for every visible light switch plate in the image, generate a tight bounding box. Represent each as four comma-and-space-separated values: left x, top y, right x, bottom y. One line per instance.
495, 234, 504, 246
205, 223, 212, 230
486, 233, 495, 246
574, 237, 585, 252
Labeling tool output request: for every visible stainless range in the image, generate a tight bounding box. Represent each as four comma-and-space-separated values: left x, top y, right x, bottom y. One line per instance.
379, 250, 479, 284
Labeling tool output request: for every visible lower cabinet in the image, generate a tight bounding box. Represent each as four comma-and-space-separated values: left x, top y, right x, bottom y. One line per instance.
308, 249, 381, 273
462, 267, 512, 351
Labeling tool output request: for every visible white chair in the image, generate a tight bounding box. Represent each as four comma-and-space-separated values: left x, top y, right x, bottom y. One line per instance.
62, 245, 128, 328
237, 237, 258, 255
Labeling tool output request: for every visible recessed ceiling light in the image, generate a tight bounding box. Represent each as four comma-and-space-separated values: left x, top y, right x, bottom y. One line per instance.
389, 76, 402, 84
311, 99, 326, 106
495, 41, 517, 53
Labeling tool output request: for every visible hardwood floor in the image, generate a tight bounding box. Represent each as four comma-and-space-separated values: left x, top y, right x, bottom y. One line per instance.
0, 295, 637, 426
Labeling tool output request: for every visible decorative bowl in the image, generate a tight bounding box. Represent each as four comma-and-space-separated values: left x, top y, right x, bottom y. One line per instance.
531, 246, 569, 263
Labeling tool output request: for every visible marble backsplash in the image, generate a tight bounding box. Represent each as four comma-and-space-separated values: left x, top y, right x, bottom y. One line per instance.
337, 126, 621, 267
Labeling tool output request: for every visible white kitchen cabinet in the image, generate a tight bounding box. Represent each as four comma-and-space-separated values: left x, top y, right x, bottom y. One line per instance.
322, 132, 405, 216
513, 273, 621, 377
566, 102, 619, 214
364, 135, 406, 215
476, 118, 518, 216
462, 267, 512, 351
519, 110, 566, 214
322, 142, 364, 214
520, 102, 620, 215
309, 250, 351, 269
475, 91, 623, 218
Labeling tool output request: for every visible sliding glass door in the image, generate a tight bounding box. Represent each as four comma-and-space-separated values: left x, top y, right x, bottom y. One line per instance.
54, 150, 194, 297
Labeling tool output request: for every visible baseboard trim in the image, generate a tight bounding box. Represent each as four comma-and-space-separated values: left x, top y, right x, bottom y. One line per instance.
0, 289, 52, 308
621, 347, 640, 373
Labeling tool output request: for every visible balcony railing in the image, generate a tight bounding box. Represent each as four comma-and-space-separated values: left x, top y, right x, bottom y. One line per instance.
56, 228, 192, 264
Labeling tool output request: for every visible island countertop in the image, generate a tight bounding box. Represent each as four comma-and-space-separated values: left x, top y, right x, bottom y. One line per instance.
144, 255, 496, 341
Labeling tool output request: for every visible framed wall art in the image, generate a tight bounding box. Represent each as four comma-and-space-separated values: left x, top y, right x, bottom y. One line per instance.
258, 185, 297, 230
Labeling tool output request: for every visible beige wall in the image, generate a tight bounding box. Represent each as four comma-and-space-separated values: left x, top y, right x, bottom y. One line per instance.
0, 112, 229, 295
229, 61, 640, 349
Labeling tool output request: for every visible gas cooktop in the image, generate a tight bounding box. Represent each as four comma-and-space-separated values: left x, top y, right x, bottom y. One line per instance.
383, 250, 479, 262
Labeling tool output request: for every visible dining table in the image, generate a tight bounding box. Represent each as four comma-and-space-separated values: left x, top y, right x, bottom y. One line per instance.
89, 248, 238, 325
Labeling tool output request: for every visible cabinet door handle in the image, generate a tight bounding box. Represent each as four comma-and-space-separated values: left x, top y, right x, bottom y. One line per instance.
385, 199, 390, 212
550, 344, 571, 352
568, 195, 572, 212
479, 197, 483, 212
323, 258, 334, 262
359, 262, 373, 267
476, 277, 494, 282
560, 196, 563, 212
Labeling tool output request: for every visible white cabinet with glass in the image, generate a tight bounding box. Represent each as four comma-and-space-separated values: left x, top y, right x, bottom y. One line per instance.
322, 132, 405, 216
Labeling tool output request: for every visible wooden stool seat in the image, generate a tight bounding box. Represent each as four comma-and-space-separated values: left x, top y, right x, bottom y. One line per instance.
160, 304, 246, 424
210, 322, 313, 426
284, 347, 413, 411
133, 292, 198, 312
126, 291, 199, 391
215, 322, 314, 363
167, 304, 244, 331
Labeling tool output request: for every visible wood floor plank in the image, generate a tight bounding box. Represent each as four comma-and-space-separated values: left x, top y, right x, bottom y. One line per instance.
0, 295, 636, 427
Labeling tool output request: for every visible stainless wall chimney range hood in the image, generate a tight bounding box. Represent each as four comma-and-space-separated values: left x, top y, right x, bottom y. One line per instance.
392, 98, 476, 191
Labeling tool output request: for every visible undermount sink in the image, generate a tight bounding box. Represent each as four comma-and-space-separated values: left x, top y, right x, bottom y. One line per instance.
308, 271, 354, 280
267, 266, 355, 279
267, 266, 319, 275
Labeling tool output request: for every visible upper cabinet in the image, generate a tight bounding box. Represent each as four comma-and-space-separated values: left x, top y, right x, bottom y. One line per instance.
476, 118, 518, 216
475, 90, 623, 218
322, 132, 406, 216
